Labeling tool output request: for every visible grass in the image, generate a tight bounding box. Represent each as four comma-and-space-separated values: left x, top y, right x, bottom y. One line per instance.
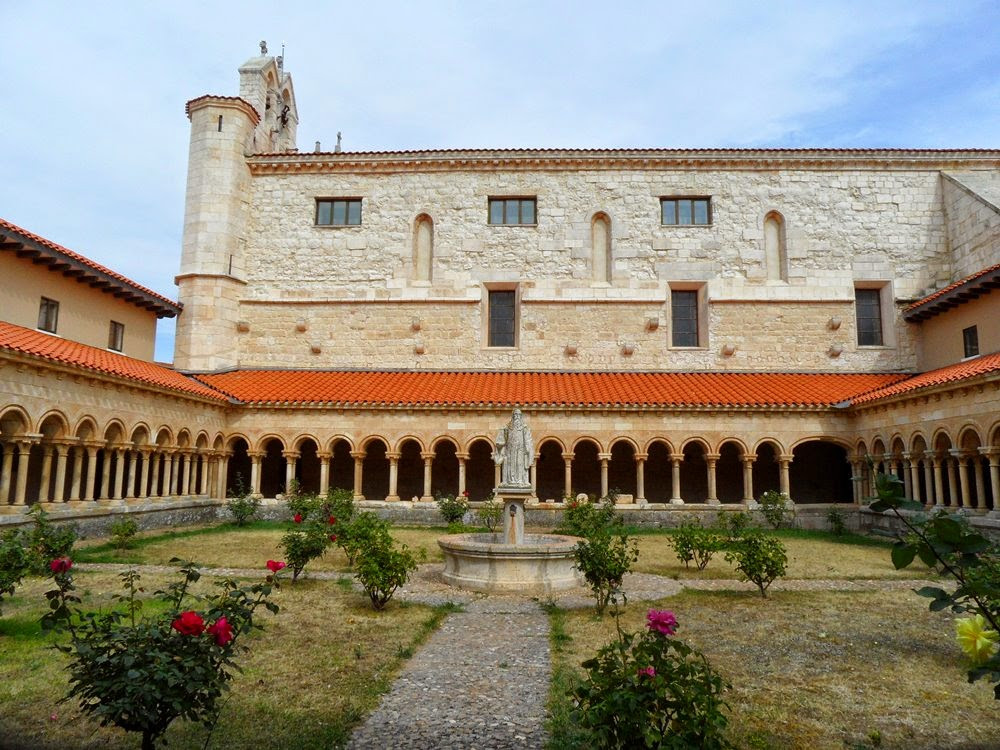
546, 589, 1000, 749
0, 567, 450, 749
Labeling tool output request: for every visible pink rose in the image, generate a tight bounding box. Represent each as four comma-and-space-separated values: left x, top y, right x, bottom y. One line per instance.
646, 609, 678, 636
49, 557, 73, 574
207, 616, 234, 646
266, 560, 286, 573
171, 610, 205, 636
638, 666, 656, 678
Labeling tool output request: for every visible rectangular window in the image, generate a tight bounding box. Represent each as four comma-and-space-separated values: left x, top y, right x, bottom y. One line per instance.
108, 321, 125, 352
37, 297, 59, 333
316, 198, 362, 226
661, 197, 711, 226
671, 290, 699, 347
855, 288, 884, 346
963, 325, 980, 358
488, 289, 517, 347
488, 197, 536, 226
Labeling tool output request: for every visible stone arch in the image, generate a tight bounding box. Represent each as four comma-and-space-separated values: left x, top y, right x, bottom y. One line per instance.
870, 437, 888, 475
753, 440, 781, 499
790, 439, 852, 503
644, 439, 673, 503
571, 438, 601, 498
990, 422, 1000, 448
103, 420, 126, 443
716, 439, 744, 504
763, 210, 788, 282
226, 436, 251, 496
535, 438, 564, 501
36, 410, 70, 439
175, 428, 193, 449
195, 432, 210, 450
291, 433, 321, 452
328, 437, 354, 493
393, 435, 427, 454
431, 438, 459, 498
608, 438, 637, 499
0, 405, 32, 436
260, 437, 286, 498
254, 434, 286, 453
591, 211, 611, 283
680, 440, 708, 503
154, 426, 174, 447
934, 431, 956, 507
957, 427, 989, 509
413, 213, 434, 282
643, 437, 675, 456
910, 433, 932, 505
362, 437, 390, 501
73, 416, 99, 441
212, 434, 224, 451
295, 437, 320, 495
466, 438, 495, 501
397, 438, 424, 501
130, 424, 152, 446
571, 435, 605, 452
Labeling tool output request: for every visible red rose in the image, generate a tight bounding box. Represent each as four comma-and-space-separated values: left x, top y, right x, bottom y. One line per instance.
49, 557, 73, 574
293, 513, 303, 524
329, 534, 338, 542
266, 560, 286, 573
207, 616, 234, 646
462, 490, 469, 497
328, 516, 337, 525
171, 610, 205, 636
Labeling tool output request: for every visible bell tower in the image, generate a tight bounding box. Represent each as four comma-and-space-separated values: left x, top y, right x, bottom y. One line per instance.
173, 43, 298, 371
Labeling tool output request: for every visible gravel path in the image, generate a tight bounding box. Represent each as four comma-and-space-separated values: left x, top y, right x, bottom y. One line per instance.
346, 597, 552, 750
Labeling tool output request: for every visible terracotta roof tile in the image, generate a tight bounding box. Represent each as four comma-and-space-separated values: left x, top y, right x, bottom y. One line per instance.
253, 147, 1000, 158
0, 321, 227, 402
904, 263, 1000, 320
851, 351, 1000, 404
0, 218, 181, 316
194, 370, 908, 408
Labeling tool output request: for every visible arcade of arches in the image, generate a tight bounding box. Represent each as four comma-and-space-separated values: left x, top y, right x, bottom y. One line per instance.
2, 403, 998, 514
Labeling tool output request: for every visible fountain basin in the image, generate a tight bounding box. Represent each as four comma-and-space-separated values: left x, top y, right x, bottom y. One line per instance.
438, 532, 584, 594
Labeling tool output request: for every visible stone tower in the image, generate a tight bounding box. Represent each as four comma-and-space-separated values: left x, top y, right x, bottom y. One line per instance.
174, 45, 298, 371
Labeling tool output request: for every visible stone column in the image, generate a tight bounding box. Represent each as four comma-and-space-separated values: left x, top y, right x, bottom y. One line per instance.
420, 452, 434, 502
318, 451, 332, 495
38, 444, 55, 503
952, 450, 971, 508
112, 445, 127, 502
457, 452, 469, 498
14, 437, 39, 506
562, 453, 573, 499
778, 454, 793, 499
981, 448, 1000, 513
742, 455, 756, 504
922, 457, 935, 506
598, 453, 611, 499
69, 445, 84, 502
0, 442, 12, 505
635, 453, 647, 504
530, 464, 537, 500
249, 451, 264, 496
99, 447, 113, 500
282, 451, 299, 495
139, 449, 152, 499
386, 452, 401, 502
198, 453, 209, 495
946, 455, 958, 507
705, 453, 720, 505
903, 453, 920, 504
125, 449, 138, 499
971, 455, 986, 510
901, 457, 912, 499
669, 454, 683, 504
850, 461, 862, 504
166, 451, 178, 496
150, 451, 163, 498
51, 442, 69, 503
183, 452, 194, 496
350, 451, 364, 501
494, 462, 501, 489
84, 444, 100, 502
932, 456, 944, 506
218, 452, 231, 498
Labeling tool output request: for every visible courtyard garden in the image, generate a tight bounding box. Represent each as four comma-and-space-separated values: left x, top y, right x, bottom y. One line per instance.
1, 496, 998, 749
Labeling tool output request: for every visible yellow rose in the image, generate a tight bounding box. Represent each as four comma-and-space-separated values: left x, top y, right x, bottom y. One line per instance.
955, 614, 999, 666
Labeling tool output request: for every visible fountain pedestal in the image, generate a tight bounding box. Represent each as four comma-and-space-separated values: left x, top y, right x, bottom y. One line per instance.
500, 486, 530, 545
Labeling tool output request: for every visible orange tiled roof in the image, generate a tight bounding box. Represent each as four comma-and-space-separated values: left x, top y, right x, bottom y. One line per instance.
904, 263, 1000, 321
0, 218, 181, 318
851, 351, 1000, 404
194, 370, 909, 408
0, 321, 227, 402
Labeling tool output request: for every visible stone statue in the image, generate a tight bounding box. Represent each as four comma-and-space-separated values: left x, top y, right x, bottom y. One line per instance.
493, 409, 534, 488
260, 40, 268, 55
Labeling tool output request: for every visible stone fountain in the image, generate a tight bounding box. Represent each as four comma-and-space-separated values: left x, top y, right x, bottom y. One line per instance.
438, 409, 583, 594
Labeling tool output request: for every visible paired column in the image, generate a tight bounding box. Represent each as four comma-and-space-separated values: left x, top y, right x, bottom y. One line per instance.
562, 453, 573, 500
218, 451, 232, 498
249, 450, 264, 496
921, 455, 935, 506
386, 452, 401, 502
635, 453, 647, 504
420, 452, 434, 502
951, 450, 971, 508
981, 448, 999, 513
742, 455, 756, 504
705, 453, 720, 505
669, 454, 683, 504
317, 451, 332, 496
138, 448, 153, 500
69, 443, 85, 502
350, 451, 364, 501
11, 437, 40, 507
598, 453, 611, 499
778, 454, 793, 499
282, 450, 299, 495
457, 452, 469, 498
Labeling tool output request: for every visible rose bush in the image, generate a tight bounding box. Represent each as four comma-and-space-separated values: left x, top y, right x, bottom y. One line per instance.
42, 558, 282, 750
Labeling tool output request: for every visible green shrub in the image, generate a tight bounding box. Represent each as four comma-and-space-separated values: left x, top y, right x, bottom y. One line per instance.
560, 496, 619, 538
436, 492, 469, 524
669, 520, 720, 570
575, 530, 639, 614
353, 532, 418, 610
757, 490, 793, 530
0, 530, 29, 615
280, 493, 335, 580
43, 559, 281, 750
225, 473, 260, 526
25, 504, 76, 574
109, 517, 139, 550
338, 511, 391, 566
724, 529, 788, 598
325, 487, 356, 525
572, 608, 731, 748
826, 507, 847, 535
476, 494, 503, 533
713, 512, 754, 546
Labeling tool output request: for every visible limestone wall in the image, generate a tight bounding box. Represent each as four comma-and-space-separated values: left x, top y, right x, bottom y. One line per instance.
942, 172, 1000, 279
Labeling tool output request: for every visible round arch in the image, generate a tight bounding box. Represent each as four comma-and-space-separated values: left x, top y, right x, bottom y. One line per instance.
789, 439, 852, 503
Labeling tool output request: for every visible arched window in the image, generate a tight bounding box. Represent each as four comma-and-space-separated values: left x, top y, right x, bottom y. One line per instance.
763, 211, 788, 282
591, 213, 611, 283
413, 214, 433, 282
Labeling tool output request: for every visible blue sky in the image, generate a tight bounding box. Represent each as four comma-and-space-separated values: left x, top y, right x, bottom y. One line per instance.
2, 1, 998, 362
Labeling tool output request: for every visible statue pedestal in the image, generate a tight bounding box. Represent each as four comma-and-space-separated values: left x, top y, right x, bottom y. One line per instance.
497, 485, 531, 545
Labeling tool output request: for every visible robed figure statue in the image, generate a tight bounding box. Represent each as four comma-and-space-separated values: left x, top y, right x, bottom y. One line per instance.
493, 409, 534, 488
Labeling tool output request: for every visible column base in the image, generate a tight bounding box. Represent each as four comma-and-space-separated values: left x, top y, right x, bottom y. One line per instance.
385, 495, 400, 502
706, 498, 721, 506
419, 495, 435, 503
65, 500, 91, 509
669, 498, 684, 505
97, 498, 124, 507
